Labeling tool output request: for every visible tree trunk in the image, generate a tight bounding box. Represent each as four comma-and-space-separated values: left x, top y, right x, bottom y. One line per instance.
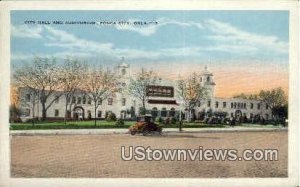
41, 102, 47, 121
94, 104, 97, 127
68, 103, 73, 121
179, 120, 183, 132
32, 101, 35, 126
142, 98, 145, 109
64, 99, 68, 125
187, 107, 192, 122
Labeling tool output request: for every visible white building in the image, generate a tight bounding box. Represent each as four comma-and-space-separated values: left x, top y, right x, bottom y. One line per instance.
18, 61, 272, 121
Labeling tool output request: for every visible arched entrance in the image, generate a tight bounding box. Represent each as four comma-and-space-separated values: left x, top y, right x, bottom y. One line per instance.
235, 110, 242, 119
73, 106, 85, 120
120, 110, 127, 119
161, 107, 167, 117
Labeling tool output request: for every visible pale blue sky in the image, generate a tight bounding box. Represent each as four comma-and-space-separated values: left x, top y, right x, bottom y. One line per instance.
11, 10, 289, 67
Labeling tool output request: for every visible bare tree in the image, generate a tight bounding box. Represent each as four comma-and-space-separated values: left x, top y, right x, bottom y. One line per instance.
83, 67, 117, 126
259, 87, 287, 123
233, 93, 258, 100
248, 94, 259, 100
233, 93, 248, 99
176, 72, 207, 122
127, 68, 157, 111
13, 56, 62, 121
59, 58, 87, 125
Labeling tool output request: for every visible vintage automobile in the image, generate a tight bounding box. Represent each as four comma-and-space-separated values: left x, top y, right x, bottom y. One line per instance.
129, 115, 162, 136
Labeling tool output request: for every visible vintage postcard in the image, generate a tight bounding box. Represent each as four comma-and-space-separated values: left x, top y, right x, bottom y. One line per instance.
0, 1, 299, 187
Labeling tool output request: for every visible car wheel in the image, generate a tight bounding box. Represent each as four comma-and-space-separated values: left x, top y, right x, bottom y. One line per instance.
130, 131, 136, 135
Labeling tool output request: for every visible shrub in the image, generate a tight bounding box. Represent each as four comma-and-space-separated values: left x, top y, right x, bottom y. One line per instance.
156, 117, 162, 123
26, 118, 35, 124
115, 118, 125, 126
221, 118, 230, 125
164, 117, 171, 125
242, 116, 248, 123
207, 117, 214, 124
10, 117, 22, 123
213, 111, 228, 118
171, 117, 177, 124
138, 107, 146, 115
206, 109, 213, 117
131, 116, 137, 121
259, 117, 266, 125
206, 116, 221, 125
193, 120, 202, 123
203, 117, 209, 124
106, 112, 117, 121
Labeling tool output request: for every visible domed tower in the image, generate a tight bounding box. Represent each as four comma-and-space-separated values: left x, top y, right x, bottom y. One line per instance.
200, 65, 216, 99
117, 57, 130, 78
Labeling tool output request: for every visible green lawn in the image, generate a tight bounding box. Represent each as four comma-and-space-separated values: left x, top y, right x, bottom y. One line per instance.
237, 123, 282, 128
10, 120, 135, 130
10, 120, 281, 130
10, 120, 228, 130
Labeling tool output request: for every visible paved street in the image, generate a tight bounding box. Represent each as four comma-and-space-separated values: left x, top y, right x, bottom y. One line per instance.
11, 131, 287, 178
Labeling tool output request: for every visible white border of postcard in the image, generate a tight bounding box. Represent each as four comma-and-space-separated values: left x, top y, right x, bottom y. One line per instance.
0, 1, 299, 187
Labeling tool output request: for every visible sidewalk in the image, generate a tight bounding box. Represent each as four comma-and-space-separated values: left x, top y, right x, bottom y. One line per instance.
10, 127, 288, 136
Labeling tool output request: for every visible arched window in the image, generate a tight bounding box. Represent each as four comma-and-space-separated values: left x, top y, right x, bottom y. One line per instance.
77, 97, 81, 104
169, 108, 176, 117
207, 76, 210, 82
161, 107, 167, 117
151, 107, 158, 119
207, 100, 211, 107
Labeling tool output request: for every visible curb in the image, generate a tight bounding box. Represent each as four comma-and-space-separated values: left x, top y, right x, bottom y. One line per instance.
170, 128, 288, 134
10, 128, 288, 136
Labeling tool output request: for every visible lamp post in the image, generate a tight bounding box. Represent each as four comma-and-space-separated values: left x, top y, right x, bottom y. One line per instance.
178, 101, 184, 132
